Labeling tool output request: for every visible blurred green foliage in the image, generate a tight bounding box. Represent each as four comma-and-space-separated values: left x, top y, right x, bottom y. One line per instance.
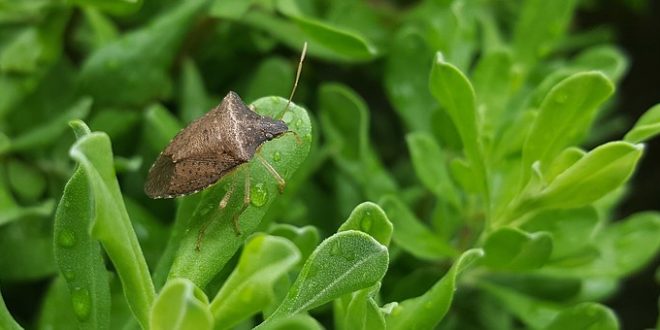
1, 0, 660, 329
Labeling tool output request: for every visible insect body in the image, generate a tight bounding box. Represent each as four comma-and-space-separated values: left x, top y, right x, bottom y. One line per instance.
144, 91, 288, 199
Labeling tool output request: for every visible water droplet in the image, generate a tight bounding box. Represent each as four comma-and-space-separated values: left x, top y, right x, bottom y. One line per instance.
71, 287, 91, 321
361, 213, 373, 232
295, 119, 303, 129
272, 151, 281, 162
250, 183, 268, 207
57, 231, 76, 247
63, 269, 75, 281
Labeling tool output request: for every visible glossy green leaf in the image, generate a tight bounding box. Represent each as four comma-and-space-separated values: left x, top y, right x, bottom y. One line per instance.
522, 72, 614, 173
9, 97, 92, 153
483, 227, 553, 271
406, 132, 460, 207
78, 0, 206, 106
168, 96, 311, 288
429, 52, 486, 195
380, 195, 457, 260
624, 103, 660, 143
573, 45, 628, 83
544, 303, 618, 330
54, 167, 111, 329
266, 230, 388, 321
338, 202, 393, 246
520, 141, 643, 213
385, 249, 484, 329
68, 121, 155, 329
150, 278, 212, 330
210, 234, 301, 329
513, 0, 578, 67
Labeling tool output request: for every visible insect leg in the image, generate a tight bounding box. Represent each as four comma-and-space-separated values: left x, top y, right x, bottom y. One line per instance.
196, 175, 239, 251
230, 169, 251, 235
256, 153, 286, 193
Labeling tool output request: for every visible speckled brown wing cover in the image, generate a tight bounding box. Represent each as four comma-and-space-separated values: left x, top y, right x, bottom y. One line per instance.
144, 94, 246, 199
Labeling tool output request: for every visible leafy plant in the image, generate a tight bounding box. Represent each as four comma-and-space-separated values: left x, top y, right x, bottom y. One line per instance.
1, 0, 659, 329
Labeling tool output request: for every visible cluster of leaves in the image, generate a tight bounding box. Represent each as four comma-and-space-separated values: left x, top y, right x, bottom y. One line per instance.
1, 0, 660, 329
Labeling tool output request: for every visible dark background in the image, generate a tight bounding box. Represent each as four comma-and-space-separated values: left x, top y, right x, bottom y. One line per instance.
578, 1, 660, 328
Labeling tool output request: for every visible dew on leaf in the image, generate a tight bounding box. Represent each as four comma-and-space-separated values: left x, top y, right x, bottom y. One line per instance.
272, 151, 281, 162
71, 287, 91, 320
57, 230, 76, 247
251, 182, 268, 207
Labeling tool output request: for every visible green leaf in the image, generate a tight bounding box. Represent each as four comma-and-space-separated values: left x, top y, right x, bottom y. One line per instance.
9, 97, 92, 153
150, 278, 213, 330
179, 58, 213, 124
0, 199, 54, 227
210, 234, 301, 329
513, 0, 579, 68
69, 123, 155, 329
522, 72, 614, 174
519, 141, 643, 213
429, 52, 486, 195
258, 314, 323, 330
0, 289, 22, 330
542, 147, 586, 183
472, 49, 514, 138
54, 168, 111, 329
168, 96, 311, 288
521, 207, 599, 261
276, 0, 378, 61
36, 277, 78, 330
385, 248, 484, 329
552, 212, 660, 278
544, 303, 618, 330
209, 0, 253, 19
573, 45, 628, 83
7, 159, 46, 202
0, 215, 56, 280
406, 132, 461, 207
338, 202, 393, 246
380, 195, 457, 260
385, 28, 435, 132
479, 281, 562, 329
268, 224, 320, 262
143, 104, 183, 153
482, 227, 553, 271
318, 83, 397, 199
78, 0, 207, 106
67, 0, 143, 16
243, 57, 294, 104
624, 103, 660, 143
266, 230, 388, 321
342, 286, 385, 330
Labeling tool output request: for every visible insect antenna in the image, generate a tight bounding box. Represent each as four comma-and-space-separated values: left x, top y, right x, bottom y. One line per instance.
278, 42, 307, 120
